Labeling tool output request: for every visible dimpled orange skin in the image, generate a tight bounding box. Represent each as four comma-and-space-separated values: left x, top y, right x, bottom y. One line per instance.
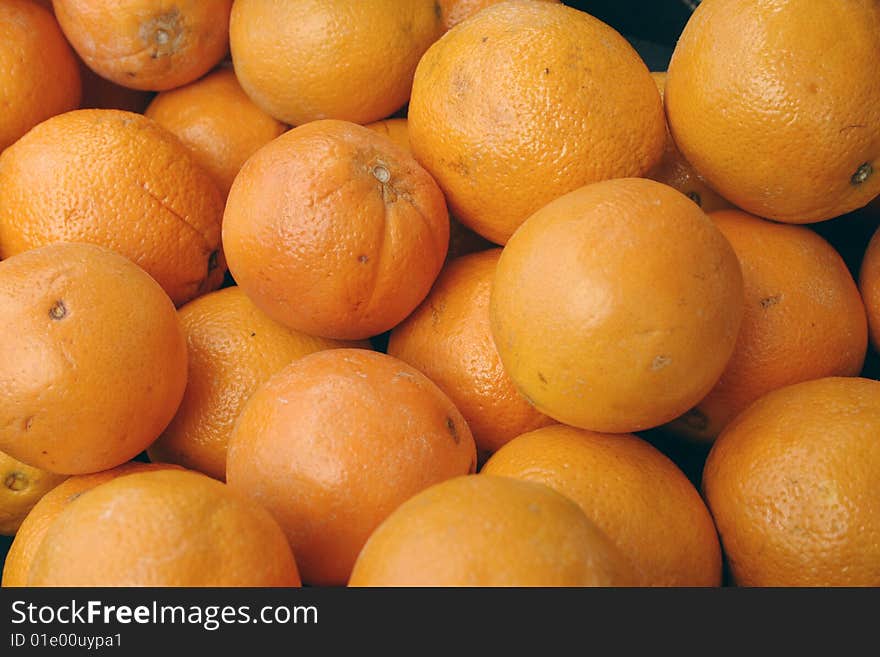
0, 451, 67, 536
148, 287, 366, 481
145, 68, 287, 196
437, 0, 559, 31
859, 225, 880, 351
646, 72, 733, 214
482, 425, 722, 587
226, 348, 477, 586
229, 0, 443, 126
349, 475, 636, 587
703, 377, 880, 587
27, 469, 301, 587
669, 210, 868, 442
364, 117, 493, 260
222, 119, 449, 341
52, 0, 232, 92
1, 461, 180, 588
665, 0, 880, 224
408, 0, 666, 244
388, 249, 554, 455
0, 110, 226, 307
0, 243, 188, 475
490, 178, 744, 433
0, 0, 81, 152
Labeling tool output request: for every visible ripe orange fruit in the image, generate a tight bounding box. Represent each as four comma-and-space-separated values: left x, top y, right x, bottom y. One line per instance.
388, 249, 553, 455
53, 0, 233, 91
670, 209, 868, 442
226, 348, 477, 586
0, 0, 81, 152
666, 0, 880, 223
0, 109, 225, 306
1, 461, 178, 587
437, 0, 559, 31
858, 224, 880, 350
145, 68, 287, 196
0, 451, 67, 536
147, 287, 365, 481
490, 178, 743, 433
222, 119, 449, 340
646, 72, 733, 214
703, 377, 880, 587
364, 116, 493, 260
27, 469, 301, 586
229, 0, 443, 125
349, 474, 635, 587
482, 425, 721, 586
0, 243, 187, 474
409, 0, 665, 244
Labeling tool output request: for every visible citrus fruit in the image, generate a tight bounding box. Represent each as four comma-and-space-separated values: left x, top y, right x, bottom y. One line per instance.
704, 377, 880, 587
349, 474, 635, 587
409, 0, 665, 243
490, 177, 744, 433
482, 425, 721, 586
226, 348, 476, 586
0, 242, 187, 474
0, 451, 67, 536
437, 0, 560, 31
665, 0, 880, 223
222, 119, 449, 340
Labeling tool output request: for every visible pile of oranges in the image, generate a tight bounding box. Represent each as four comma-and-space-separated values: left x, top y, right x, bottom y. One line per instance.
0, 0, 878, 588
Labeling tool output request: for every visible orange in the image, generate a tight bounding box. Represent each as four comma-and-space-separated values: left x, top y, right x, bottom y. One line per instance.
229, 0, 443, 125
437, 0, 559, 31
53, 0, 233, 91
0, 243, 187, 474
388, 249, 553, 455
646, 72, 733, 213
364, 116, 493, 260
408, 0, 665, 244
482, 425, 721, 587
0, 0, 80, 152
0, 109, 225, 306
703, 377, 880, 587
222, 119, 449, 340
226, 348, 476, 586
0, 450, 67, 536
859, 224, 880, 351
490, 177, 743, 433
1, 461, 179, 588
665, 0, 880, 223
670, 209, 868, 442
145, 68, 287, 196
349, 474, 635, 587
27, 469, 301, 586
148, 287, 366, 481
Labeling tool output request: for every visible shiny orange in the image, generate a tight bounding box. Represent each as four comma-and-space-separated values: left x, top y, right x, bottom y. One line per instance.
0, 109, 226, 306
145, 68, 287, 196
0, 451, 67, 536
349, 475, 636, 587
226, 348, 476, 586
27, 469, 301, 586
388, 249, 553, 455
409, 0, 665, 243
670, 209, 867, 441
666, 0, 880, 223
53, 0, 233, 91
0, 0, 80, 152
482, 425, 722, 586
490, 178, 743, 433
148, 287, 364, 481
703, 377, 880, 586
0, 243, 188, 474
222, 119, 449, 340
